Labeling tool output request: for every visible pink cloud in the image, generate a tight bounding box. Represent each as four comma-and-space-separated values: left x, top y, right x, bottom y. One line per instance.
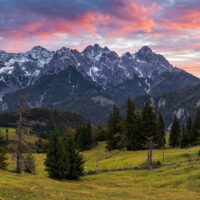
180, 66, 200, 78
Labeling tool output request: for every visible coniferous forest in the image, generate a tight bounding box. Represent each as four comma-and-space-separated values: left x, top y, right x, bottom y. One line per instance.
106, 98, 200, 151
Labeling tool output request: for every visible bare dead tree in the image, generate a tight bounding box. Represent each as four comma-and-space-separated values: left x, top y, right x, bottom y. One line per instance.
15, 99, 26, 173
146, 136, 157, 169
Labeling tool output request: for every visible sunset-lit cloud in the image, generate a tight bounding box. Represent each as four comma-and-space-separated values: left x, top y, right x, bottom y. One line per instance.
0, 0, 199, 77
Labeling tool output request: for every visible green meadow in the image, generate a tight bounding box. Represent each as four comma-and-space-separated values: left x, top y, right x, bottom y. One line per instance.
0, 135, 200, 200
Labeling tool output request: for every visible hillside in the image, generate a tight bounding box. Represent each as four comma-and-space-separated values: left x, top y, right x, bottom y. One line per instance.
134, 83, 200, 128
0, 45, 199, 124
0, 142, 200, 200
0, 108, 86, 138
0, 127, 43, 152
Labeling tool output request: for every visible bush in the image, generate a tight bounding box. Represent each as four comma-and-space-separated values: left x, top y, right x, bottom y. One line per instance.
155, 160, 162, 167
140, 160, 162, 169
24, 153, 36, 174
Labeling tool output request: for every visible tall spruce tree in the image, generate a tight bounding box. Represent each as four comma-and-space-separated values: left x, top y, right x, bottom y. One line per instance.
185, 116, 193, 146
170, 115, 181, 147
115, 120, 127, 150
0, 134, 8, 170
106, 105, 122, 150
142, 102, 158, 147
45, 130, 69, 179
157, 113, 165, 148
192, 107, 200, 145
75, 123, 94, 151
64, 135, 85, 180
125, 98, 138, 150
180, 125, 188, 148
134, 112, 143, 149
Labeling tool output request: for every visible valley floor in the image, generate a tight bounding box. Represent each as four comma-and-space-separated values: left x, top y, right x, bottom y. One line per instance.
0, 142, 200, 200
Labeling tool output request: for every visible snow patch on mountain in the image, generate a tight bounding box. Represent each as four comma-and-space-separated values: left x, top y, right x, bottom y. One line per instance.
0, 44, 198, 101
175, 108, 185, 119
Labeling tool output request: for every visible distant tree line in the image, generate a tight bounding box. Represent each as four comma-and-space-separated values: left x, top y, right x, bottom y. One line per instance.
0, 108, 86, 139
106, 98, 165, 150
170, 107, 200, 148
106, 97, 200, 151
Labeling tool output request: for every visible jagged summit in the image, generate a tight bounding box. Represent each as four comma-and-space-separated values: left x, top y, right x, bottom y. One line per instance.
137, 46, 153, 54
30, 46, 48, 52
82, 43, 110, 55
0, 44, 198, 104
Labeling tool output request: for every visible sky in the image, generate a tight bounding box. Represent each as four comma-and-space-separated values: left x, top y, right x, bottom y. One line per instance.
0, 0, 199, 77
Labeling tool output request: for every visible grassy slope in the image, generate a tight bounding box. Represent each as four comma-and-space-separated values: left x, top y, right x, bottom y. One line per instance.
0, 128, 38, 144
84, 142, 200, 171
0, 142, 200, 200
0, 160, 200, 199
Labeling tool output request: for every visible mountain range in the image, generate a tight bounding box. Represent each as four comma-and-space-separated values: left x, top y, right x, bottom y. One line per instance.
0, 44, 199, 127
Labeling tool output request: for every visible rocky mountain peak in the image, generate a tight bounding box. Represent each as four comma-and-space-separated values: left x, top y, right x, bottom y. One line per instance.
122, 52, 133, 58
137, 46, 153, 55
82, 44, 111, 60
30, 46, 48, 52
26, 46, 53, 62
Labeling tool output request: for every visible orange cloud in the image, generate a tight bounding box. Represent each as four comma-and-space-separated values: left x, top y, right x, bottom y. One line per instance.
180, 66, 200, 78
160, 9, 200, 31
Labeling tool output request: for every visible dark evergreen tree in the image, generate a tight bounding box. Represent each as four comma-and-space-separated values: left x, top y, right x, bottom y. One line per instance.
95, 126, 106, 141
157, 113, 165, 148
142, 102, 159, 147
170, 115, 181, 147
180, 125, 188, 148
125, 98, 138, 150
134, 112, 144, 149
75, 123, 94, 151
192, 107, 200, 145
64, 135, 85, 180
0, 134, 8, 170
185, 116, 193, 146
115, 120, 127, 150
106, 105, 122, 150
45, 130, 69, 179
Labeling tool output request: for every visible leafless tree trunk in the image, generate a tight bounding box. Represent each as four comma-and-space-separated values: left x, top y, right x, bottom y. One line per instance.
146, 136, 156, 169
16, 100, 25, 173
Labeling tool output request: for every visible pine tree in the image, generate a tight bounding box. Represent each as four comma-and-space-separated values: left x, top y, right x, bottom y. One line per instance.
180, 125, 188, 148
170, 115, 181, 147
157, 113, 165, 148
64, 135, 85, 180
115, 120, 127, 150
185, 116, 193, 146
142, 102, 158, 147
75, 123, 94, 151
95, 126, 106, 141
106, 105, 122, 150
125, 98, 138, 150
45, 130, 69, 179
134, 112, 143, 149
0, 134, 8, 170
192, 107, 200, 145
